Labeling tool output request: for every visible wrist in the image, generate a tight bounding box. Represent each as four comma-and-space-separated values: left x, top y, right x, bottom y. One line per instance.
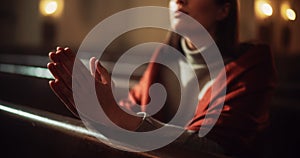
107, 105, 143, 131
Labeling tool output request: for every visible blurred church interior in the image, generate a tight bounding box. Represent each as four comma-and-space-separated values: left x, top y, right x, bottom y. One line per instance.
0, 0, 299, 158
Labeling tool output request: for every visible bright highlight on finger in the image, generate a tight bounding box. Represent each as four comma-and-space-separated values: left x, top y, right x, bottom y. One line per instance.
89, 57, 97, 76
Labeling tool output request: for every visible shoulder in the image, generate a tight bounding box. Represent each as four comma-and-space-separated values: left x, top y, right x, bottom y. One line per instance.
229, 42, 274, 71
225, 42, 276, 82
223, 42, 276, 91
235, 42, 272, 59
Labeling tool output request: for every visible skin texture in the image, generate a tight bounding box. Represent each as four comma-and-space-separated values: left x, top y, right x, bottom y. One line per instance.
170, 0, 230, 50
48, 47, 141, 130
48, 0, 230, 130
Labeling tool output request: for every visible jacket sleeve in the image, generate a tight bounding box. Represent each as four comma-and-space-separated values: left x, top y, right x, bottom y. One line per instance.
119, 48, 162, 113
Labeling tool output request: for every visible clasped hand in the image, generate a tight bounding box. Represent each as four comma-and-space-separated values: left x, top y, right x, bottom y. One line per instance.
48, 47, 141, 130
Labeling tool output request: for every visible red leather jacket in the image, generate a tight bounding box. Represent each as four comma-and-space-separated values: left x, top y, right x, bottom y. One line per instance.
128, 44, 277, 153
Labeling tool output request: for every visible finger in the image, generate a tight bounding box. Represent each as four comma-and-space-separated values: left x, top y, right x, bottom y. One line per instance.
89, 57, 97, 76
54, 47, 94, 93
48, 62, 60, 79
57, 46, 64, 51
49, 80, 79, 117
63, 48, 92, 83
95, 60, 110, 84
49, 52, 58, 62
50, 47, 73, 63
72, 58, 95, 91
60, 48, 91, 83
64, 47, 76, 60
50, 48, 81, 84
55, 48, 91, 85
49, 49, 65, 64
57, 49, 89, 82
56, 50, 74, 74
94, 59, 103, 83
54, 63, 72, 90
50, 47, 70, 63
48, 62, 72, 91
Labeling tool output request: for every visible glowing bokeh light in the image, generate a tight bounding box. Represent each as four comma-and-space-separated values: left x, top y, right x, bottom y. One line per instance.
281, 2, 297, 21
260, 3, 273, 16
286, 9, 296, 21
45, 1, 58, 15
39, 0, 63, 17
255, 0, 273, 19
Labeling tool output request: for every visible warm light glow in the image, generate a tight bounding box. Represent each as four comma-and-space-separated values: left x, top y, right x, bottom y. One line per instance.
261, 3, 273, 16
255, 0, 273, 19
39, 0, 64, 17
286, 9, 296, 21
281, 2, 297, 21
0, 104, 108, 140
0, 63, 53, 79
45, 1, 58, 15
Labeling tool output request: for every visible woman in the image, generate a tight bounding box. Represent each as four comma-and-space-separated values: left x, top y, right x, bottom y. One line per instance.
48, 0, 276, 157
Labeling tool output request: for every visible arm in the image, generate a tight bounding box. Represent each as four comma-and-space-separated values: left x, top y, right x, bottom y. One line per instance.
47, 47, 142, 130
47, 47, 228, 157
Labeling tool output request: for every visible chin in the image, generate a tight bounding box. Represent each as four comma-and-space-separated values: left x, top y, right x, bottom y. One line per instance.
171, 20, 201, 36
171, 19, 187, 31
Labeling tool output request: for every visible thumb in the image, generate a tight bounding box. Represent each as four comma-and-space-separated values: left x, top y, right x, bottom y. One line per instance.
89, 57, 97, 76
95, 60, 110, 84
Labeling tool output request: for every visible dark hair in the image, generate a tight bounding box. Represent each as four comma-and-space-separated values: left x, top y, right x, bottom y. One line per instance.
166, 0, 239, 57
215, 0, 239, 56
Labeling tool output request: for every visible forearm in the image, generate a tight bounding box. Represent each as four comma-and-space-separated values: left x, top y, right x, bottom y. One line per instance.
135, 114, 227, 157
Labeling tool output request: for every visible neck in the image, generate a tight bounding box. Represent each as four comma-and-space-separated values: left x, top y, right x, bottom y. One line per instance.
185, 38, 198, 51
184, 29, 217, 51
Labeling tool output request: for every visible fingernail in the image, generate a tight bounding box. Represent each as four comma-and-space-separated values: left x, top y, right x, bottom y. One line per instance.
90, 57, 96, 61
49, 80, 54, 87
56, 47, 63, 51
47, 62, 52, 68
49, 52, 53, 57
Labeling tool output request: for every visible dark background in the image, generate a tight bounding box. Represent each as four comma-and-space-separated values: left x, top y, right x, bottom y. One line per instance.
0, 0, 300, 157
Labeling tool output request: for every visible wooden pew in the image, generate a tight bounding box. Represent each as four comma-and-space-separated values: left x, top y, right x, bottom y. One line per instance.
0, 54, 231, 158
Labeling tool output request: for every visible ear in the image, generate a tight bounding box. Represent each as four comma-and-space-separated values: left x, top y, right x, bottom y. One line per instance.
216, 3, 231, 21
